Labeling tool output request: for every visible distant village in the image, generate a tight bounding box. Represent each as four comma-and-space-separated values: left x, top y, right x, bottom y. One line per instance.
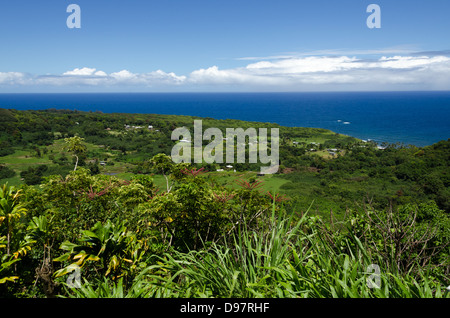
123, 124, 158, 131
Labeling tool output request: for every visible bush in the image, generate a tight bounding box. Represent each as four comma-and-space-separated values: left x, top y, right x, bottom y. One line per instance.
0, 164, 15, 179
20, 165, 48, 185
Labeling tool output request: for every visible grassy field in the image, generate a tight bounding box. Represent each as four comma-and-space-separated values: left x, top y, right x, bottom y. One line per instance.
0, 149, 52, 169
0, 138, 133, 186
134, 171, 290, 195
0, 139, 289, 197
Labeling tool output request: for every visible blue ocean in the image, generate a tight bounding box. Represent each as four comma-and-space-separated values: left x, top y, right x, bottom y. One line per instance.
1, 91, 449, 147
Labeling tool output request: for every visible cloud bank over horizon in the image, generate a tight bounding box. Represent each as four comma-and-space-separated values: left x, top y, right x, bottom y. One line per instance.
1, 54, 450, 92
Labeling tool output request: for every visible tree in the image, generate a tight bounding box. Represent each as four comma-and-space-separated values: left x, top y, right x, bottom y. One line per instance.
64, 136, 87, 171
86, 161, 100, 175
150, 154, 175, 193
0, 164, 15, 180
20, 165, 48, 185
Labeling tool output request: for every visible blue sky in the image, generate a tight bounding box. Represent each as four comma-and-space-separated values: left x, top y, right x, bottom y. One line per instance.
0, 0, 449, 92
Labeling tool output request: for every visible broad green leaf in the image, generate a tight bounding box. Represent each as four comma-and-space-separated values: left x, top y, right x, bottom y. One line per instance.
0, 276, 19, 284
54, 263, 80, 277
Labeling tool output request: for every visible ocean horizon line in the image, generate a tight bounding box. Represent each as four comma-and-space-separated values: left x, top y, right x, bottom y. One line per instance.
1, 90, 450, 95
1, 91, 449, 147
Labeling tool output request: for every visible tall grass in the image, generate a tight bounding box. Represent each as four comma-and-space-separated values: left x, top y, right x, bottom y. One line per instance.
131, 204, 449, 298
134, 202, 303, 298
60, 202, 449, 298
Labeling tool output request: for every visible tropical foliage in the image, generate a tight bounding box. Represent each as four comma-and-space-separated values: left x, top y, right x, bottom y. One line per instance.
0, 108, 448, 298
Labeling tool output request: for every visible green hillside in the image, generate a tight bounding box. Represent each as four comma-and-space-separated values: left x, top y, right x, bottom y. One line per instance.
0, 108, 448, 298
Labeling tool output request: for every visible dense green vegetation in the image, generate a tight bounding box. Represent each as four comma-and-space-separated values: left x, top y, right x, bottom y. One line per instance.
0, 108, 449, 298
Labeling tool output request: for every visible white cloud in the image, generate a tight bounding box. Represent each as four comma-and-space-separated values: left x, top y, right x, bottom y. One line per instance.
235, 46, 421, 61
186, 55, 450, 90
28, 68, 187, 88
110, 70, 136, 80
63, 67, 107, 77
190, 66, 264, 84
108, 69, 186, 86
246, 56, 360, 73
1, 54, 450, 91
0, 72, 30, 85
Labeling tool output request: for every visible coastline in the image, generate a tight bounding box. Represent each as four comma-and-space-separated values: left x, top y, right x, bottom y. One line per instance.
0, 91, 449, 147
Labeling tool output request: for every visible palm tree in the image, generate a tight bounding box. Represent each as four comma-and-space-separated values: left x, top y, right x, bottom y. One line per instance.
0, 183, 27, 255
